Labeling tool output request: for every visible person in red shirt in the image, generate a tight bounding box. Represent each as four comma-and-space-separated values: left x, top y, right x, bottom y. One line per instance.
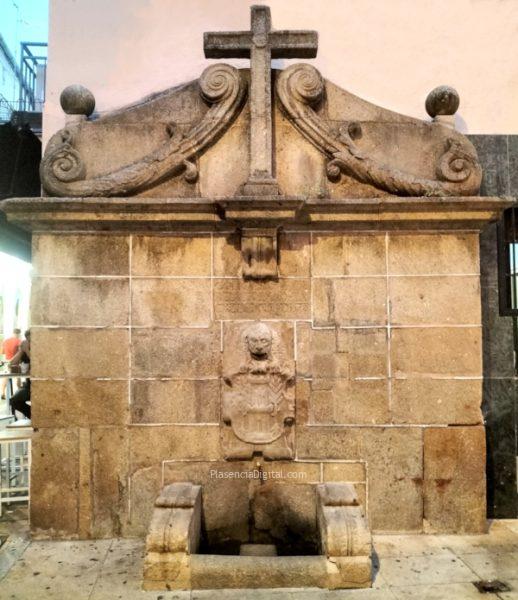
1, 328, 21, 400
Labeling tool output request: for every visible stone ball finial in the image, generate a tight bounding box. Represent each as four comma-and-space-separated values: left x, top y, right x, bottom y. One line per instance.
60, 85, 95, 117
425, 85, 460, 118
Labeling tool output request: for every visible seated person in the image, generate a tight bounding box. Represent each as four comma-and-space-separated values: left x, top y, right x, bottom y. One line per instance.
9, 331, 31, 421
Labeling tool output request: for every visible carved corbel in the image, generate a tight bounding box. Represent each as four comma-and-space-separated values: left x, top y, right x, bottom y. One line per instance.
40, 64, 247, 197
276, 63, 482, 196
240, 227, 279, 280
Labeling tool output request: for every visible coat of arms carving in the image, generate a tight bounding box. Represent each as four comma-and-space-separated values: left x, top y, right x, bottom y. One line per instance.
222, 322, 295, 460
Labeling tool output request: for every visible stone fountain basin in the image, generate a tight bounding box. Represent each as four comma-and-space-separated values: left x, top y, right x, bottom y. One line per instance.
143, 482, 372, 590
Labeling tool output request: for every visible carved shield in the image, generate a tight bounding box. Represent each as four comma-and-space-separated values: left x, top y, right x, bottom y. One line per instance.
224, 375, 288, 444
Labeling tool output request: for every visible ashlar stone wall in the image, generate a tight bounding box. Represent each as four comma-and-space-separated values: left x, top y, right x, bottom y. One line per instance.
29, 229, 486, 539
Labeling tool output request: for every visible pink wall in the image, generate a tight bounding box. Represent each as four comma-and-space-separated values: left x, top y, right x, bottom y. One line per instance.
45, 0, 518, 145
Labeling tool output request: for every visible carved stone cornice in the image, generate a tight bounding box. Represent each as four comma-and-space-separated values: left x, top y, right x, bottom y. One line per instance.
40, 64, 247, 197
276, 63, 483, 197
1, 196, 511, 233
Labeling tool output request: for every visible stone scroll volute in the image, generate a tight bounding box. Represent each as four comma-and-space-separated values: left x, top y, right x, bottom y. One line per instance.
222, 322, 295, 460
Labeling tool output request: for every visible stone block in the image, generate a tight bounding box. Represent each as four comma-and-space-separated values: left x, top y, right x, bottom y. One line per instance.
424, 426, 486, 533
312, 233, 386, 276
143, 551, 191, 590
131, 235, 211, 276
296, 426, 364, 460
31, 278, 129, 327
391, 379, 483, 425
310, 379, 390, 424
31, 379, 128, 428
362, 427, 424, 532
125, 466, 162, 537
389, 276, 481, 326
131, 328, 220, 378
335, 328, 388, 378
32, 234, 130, 276
323, 462, 366, 483
317, 487, 371, 557
163, 460, 250, 545
298, 326, 387, 380
388, 233, 479, 275
199, 109, 249, 197
188, 554, 372, 589
391, 327, 482, 378
31, 329, 130, 379
213, 232, 310, 277
214, 279, 310, 320
31, 428, 79, 538
313, 278, 387, 327
131, 278, 212, 327
275, 106, 327, 198
129, 425, 221, 471
91, 427, 129, 537
131, 379, 219, 424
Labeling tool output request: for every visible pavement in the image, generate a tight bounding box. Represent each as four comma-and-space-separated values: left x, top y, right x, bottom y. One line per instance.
1, 508, 518, 599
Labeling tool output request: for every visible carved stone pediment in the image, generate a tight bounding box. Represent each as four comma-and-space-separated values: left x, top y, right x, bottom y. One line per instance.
41, 69, 481, 200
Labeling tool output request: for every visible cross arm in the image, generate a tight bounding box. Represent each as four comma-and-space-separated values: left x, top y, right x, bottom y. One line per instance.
204, 32, 253, 58
269, 31, 318, 59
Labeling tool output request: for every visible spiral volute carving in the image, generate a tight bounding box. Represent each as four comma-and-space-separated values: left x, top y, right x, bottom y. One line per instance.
437, 139, 474, 183
285, 63, 324, 105
200, 63, 240, 103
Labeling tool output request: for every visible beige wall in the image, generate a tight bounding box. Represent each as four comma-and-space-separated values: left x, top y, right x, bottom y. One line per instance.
45, 0, 518, 146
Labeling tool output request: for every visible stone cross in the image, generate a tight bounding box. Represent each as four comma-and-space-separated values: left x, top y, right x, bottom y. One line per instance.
204, 5, 318, 196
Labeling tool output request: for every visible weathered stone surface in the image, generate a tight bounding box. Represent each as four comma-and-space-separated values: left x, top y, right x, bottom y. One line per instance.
391, 379, 483, 425
391, 327, 482, 377
362, 427, 423, 532
32, 234, 129, 276
250, 482, 317, 552
32, 379, 128, 428
317, 485, 371, 557
91, 427, 129, 538
131, 328, 220, 378
389, 276, 481, 326
32, 277, 129, 327
31, 428, 79, 538
297, 426, 423, 531
322, 462, 366, 483
313, 278, 387, 327
388, 233, 479, 275
163, 460, 250, 546
131, 379, 219, 424
143, 551, 191, 590
309, 379, 389, 424
60, 84, 95, 116
312, 234, 386, 276
131, 278, 211, 327
189, 554, 372, 589
275, 107, 327, 198
199, 111, 249, 198
131, 235, 211, 276
424, 426, 486, 533
130, 425, 221, 472
240, 543, 277, 556
126, 466, 162, 537
31, 329, 129, 378
298, 327, 388, 380
296, 427, 364, 461
214, 279, 310, 320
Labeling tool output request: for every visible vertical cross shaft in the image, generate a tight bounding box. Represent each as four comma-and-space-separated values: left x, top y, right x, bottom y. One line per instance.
204, 5, 318, 196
